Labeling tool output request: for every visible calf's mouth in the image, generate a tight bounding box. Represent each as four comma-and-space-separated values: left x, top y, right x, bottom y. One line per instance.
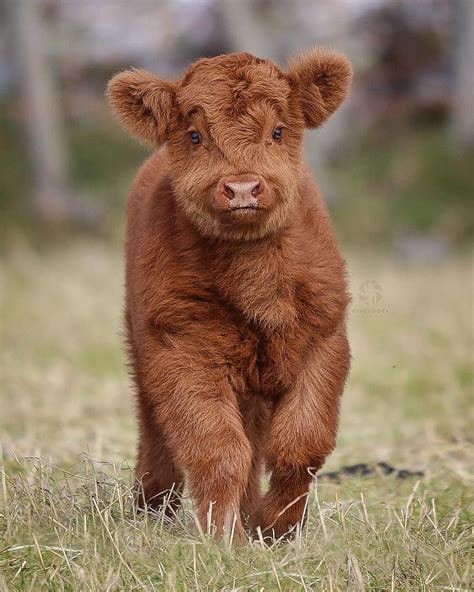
229, 199, 261, 211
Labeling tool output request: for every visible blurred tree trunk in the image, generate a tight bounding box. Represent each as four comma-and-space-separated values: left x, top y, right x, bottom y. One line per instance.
451, 0, 474, 148
9, 0, 72, 221
218, 0, 275, 59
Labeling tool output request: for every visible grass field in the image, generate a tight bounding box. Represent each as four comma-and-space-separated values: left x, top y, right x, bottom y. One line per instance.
1, 239, 473, 591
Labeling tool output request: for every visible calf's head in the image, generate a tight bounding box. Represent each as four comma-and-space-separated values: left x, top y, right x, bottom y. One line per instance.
107, 49, 352, 240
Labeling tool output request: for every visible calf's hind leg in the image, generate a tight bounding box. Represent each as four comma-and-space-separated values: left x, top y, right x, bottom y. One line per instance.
135, 394, 184, 515
238, 397, 270, 528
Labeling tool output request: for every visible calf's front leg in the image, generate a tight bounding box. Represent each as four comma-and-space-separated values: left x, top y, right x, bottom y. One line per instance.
254, 329, 350, 540
141, 340, 253, 544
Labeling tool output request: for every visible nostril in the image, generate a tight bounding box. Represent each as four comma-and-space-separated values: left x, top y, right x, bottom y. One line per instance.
251, 182, 261, 197
224, 183, 235, 199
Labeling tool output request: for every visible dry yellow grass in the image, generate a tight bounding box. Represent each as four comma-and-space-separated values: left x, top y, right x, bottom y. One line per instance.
1, 239, 473, 590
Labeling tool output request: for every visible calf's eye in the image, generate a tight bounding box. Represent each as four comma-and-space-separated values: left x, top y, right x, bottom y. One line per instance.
272, 127, 283, 141
190, 131, 201, 145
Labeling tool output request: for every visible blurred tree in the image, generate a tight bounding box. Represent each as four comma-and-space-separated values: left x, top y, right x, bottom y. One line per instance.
9, 0, 72, 222
451, 0, 474, 148
8, 0, 102, 227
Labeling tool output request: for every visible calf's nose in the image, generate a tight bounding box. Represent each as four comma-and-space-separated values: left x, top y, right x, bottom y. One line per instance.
224, 180, 261, 201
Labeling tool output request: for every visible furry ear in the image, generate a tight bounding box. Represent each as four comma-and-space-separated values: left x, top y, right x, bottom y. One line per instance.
106, 69, 175, 144
288, 48, 353, 128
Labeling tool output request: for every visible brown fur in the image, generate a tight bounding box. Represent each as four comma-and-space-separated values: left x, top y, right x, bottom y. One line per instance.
107, 48, 352, 543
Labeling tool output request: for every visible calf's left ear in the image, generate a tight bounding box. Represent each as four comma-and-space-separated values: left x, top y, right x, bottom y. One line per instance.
288, 47, 353, 128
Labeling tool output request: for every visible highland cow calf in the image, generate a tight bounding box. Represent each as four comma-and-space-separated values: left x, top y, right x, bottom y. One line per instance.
107, 48, 352, 544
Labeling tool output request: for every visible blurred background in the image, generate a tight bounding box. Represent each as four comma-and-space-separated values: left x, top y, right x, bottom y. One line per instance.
1, 3, 473, 586
0, 0, 473, 250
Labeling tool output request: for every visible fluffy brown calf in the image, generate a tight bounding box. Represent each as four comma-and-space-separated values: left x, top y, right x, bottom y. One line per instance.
107, 48, 352, 543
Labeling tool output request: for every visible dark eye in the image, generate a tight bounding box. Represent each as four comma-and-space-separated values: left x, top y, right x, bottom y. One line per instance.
190, 131, 201, 145
272, 127, 283, 141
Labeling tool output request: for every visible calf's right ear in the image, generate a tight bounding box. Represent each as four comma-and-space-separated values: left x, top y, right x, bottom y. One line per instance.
106, 69, 175, 145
